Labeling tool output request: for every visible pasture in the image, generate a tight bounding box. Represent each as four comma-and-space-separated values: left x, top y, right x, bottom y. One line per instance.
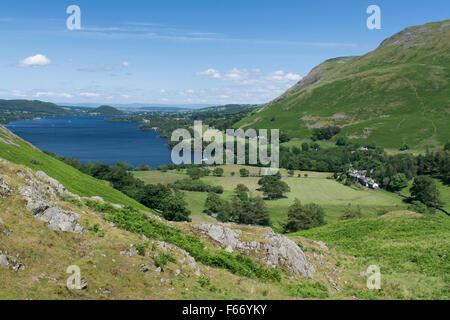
133, 165, 407, 227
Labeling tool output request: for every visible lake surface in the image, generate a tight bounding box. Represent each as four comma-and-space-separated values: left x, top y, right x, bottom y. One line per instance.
5, 116, 173, 167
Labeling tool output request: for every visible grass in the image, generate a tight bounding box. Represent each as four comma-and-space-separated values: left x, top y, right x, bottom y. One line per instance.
0, 127, 147, 210
133, 165, 407, 228
292, 212, 450, 299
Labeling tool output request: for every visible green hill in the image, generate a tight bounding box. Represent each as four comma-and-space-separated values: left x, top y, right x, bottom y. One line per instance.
0, 99, 71, 123
236, 20, 450, 149
90, 105, 123, 116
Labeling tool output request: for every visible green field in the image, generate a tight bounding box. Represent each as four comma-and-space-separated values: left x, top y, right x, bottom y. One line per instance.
133, 165, 407, 227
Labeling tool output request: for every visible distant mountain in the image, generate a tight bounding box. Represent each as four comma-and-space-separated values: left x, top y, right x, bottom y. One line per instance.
236, 20, 450, 149
90, 105, 124, 116
0, 99, 71, 123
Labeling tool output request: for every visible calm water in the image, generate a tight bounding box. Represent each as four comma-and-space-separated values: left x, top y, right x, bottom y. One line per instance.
5, 116, 173, 167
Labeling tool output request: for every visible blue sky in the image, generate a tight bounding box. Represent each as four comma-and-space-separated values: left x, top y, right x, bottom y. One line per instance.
0, 0, 448, 106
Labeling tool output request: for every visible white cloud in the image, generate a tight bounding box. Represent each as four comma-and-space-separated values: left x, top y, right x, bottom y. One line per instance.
265, 70, 301, 82
196, 67, 301, 84
159, 89, 166, 94
196, 68, 221, 79
35, 91, 73, 98
18, 54, 51, 67
122, 61, 130, 67
79, 92, 100, 97
11, 90, 27, 97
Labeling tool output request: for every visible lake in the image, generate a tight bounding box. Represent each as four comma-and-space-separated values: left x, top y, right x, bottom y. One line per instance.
5, 116, 173, 168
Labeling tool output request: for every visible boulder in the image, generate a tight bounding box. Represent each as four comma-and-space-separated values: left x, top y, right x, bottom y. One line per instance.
0, 254, 9, 267
36, 207, 84, 234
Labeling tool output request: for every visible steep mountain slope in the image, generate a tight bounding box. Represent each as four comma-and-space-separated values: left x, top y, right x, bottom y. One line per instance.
236, 20, 450, 149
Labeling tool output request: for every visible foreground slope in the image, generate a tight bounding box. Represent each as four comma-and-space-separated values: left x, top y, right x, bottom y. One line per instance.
237, 20, 450, 149
292, 211, 450, 299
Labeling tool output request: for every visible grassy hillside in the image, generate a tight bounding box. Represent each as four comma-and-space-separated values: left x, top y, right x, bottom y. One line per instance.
292, 212, 450, 299
0, 125, 147, 210
237, 20, 450, 149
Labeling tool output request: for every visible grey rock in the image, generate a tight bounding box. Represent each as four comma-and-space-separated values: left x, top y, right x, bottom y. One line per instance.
140, 264, 150, 272
90, 196, 104, 203
0, 254, 9, 267
36, 207, 84, 234
36, 171, 66, 195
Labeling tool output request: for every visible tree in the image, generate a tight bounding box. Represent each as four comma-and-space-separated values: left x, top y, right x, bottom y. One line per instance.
301, 143, 309, 152
410, 176, 440, 207
234, 184, 249, 202
336, 137, 347, 146
387, 173, 409, 191
258, 172, 290, 200
212, 167, 224, 177
187, 167, 205, 180
444, 142, 450, 151
341, 204, 362, 220
116, 161, 134, 171
240, 196, 270, 226
216, 201, 232, 222
239, 168, 250, 177
135, 164, 151, 171
280, 133, 290, 143
160, 190, 191, 222
284, 199, 325, 232
137, 183, 171, 210
204, 192, 223, 215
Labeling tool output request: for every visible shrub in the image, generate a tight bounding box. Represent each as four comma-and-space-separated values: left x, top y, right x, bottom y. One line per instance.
154, 253, 176, 271
239, 168, 249, 177
284, 199, 326, 232
284, 282, 329, 298
341, 204, 362, 220
135, 243, 147, 256
29, 158, 41, 165
135, 164, 151, 171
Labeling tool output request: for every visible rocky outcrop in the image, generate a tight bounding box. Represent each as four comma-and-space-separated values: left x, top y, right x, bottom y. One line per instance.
193, 224, 314, 278
35, 207, 83, 234
13, 166, 84, 234
0, 176, 12, 198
